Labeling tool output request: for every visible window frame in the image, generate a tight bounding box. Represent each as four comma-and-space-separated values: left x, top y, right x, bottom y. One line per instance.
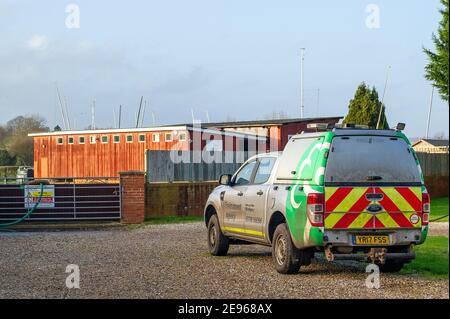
90, 136, 96, 144
79, 136, 86, 144
253, 157, 277, 185
56, 137, 64, 145
178, 132, 187, 142
68, 136, 74, 145
113, 135, 120, 144
165, 133, 173, 142
138, 134, 146, 143
152, 134, 160, 143
101, 136, 109, 144
126, 134, 133, 143
232, 160, 258, 186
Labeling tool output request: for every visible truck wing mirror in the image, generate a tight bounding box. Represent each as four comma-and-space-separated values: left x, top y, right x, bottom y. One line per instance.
219, 174, 233, 186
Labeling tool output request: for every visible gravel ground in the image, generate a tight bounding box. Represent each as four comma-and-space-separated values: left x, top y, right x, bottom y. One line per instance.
0, 222, 448, 299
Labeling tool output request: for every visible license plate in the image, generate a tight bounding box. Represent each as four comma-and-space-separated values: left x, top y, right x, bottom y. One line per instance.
353, 235, 389, 245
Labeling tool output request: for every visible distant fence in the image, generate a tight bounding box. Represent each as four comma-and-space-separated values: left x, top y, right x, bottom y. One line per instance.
145, 181, 216, 217
146, 151, 251, 182
416, 153, 449, 177
416, 152, 449, 198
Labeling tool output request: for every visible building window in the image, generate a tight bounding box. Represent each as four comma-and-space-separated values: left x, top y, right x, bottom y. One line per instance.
79, 136, 85, 144
90, 136, 96, 144
138, 134, 146, 143
56, 137, 64, 145
126, 135, 133, 143
113, 135, 120, 143
165, 133, 173, 142
179, 133, 187, 142
68, 137, 74, 145
152, 134, 160, 143
101, 136, 109, 144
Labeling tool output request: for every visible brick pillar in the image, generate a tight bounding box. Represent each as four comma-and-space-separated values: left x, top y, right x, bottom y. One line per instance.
119, 171, 146, 224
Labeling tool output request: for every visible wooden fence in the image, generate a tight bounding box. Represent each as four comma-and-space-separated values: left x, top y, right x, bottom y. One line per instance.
146, 151, 250, 182
416, 152, 449, 197
416, 153, 449, 177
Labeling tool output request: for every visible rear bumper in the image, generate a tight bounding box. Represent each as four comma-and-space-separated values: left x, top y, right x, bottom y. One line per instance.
323, 228, 423, 246
330, 251, 415, 262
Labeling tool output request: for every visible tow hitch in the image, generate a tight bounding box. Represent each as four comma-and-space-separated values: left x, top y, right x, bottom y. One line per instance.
325, 245, 415, 264
367, 248, 387, 264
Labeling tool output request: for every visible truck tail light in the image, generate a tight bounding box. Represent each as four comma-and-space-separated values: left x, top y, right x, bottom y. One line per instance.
307, 193, 324, 227
422, 193, 430, 225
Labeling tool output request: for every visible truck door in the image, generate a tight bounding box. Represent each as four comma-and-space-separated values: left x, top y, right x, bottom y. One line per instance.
242, 157, 277, 240
222, 160, 258, 236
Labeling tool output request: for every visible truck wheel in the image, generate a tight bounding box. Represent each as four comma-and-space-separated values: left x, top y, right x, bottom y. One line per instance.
379, 260, 405, 273
272, 223, 301, 274
207, 214, 229, 256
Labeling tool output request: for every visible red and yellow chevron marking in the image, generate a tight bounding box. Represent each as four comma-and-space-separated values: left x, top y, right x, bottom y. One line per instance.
324, 187, 422, 229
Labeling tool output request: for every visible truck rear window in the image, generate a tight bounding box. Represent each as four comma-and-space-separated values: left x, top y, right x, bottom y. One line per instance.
324, 136, 421, 184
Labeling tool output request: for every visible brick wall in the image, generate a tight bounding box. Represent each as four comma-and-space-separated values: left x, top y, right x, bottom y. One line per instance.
145, 181, 217, 217
120, 171, 145, 224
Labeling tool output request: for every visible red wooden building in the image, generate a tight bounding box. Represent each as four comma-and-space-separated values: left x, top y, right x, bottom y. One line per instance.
29, 117, 342, 178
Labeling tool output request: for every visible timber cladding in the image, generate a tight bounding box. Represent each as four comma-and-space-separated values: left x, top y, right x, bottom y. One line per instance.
145, 181, 217, 217
32, 131, 189, 178
416, 152, 449, 198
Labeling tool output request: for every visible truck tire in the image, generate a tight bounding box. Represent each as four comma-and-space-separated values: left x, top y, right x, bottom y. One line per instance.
207, 214, 229, 256
379, 260, 405, 273
272, 223, 301, 274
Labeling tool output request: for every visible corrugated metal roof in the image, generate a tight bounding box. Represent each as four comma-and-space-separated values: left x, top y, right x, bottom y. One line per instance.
173, 116, 343, 128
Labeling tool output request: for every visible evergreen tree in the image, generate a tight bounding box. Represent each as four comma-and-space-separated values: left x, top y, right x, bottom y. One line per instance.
343, 83, 389, 129
424, 0, 449, 101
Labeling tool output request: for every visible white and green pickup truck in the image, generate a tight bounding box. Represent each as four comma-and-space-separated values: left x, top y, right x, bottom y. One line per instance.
204, 125, 430, 274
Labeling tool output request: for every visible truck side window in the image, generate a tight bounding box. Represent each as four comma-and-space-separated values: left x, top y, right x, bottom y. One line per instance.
254, 157, 276, 184
234, 161, 257, 186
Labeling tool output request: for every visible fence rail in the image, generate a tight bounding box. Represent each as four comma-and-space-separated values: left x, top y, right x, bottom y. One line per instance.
0, 177, 121, 221
146, 151, 251, 182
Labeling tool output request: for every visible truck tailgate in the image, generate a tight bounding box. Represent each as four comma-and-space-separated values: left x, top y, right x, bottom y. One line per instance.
324, 186, 422, 229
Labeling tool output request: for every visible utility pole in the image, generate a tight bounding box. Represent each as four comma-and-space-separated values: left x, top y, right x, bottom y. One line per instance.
316, 88, 320, 117
55, 83, 68, 130
426, 86, 435, 139
136, 96, 144, 128
376, 65, 391, 129
91, 99, 96, 130
118, 105, 122, 129
151, 110, 156, 126
300, 48, 306, 118
140, 100, 147, 128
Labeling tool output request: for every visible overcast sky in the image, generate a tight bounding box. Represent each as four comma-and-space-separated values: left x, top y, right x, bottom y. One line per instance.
0, 0, 448, 138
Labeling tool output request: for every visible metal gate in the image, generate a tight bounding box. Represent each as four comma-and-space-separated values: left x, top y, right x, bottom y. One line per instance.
0, 177, 121, 221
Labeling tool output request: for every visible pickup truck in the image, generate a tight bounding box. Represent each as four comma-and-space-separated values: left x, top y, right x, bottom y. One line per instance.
204, 125, 429, 274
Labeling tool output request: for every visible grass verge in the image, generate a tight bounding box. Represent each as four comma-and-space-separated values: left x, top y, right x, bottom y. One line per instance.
431, 197, 449, 222
401, 236, 449, 279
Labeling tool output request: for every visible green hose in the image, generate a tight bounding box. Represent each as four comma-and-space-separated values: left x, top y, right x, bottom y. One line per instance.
0, 183, 44, 229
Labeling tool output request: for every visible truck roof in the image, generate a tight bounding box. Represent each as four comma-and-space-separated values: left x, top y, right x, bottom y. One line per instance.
290, 128, 399, 140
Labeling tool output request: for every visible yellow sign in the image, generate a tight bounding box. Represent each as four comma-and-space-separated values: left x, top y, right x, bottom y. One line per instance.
24, 185, 55, 208
354, 235, 389, 245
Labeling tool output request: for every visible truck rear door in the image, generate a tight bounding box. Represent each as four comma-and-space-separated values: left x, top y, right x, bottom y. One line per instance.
323, 135, 424, 230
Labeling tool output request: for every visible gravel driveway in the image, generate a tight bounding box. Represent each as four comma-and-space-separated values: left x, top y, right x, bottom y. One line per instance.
0, 223, 448, 299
